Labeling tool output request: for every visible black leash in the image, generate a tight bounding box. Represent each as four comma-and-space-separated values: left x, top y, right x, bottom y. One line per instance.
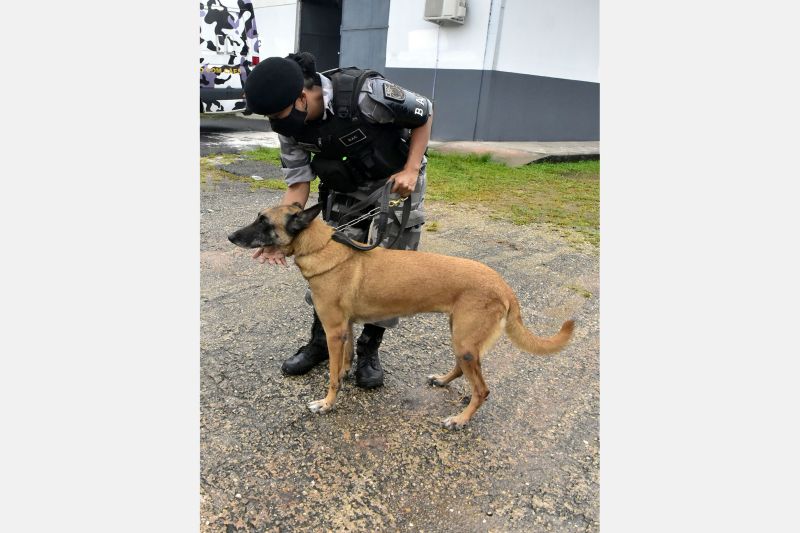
327, 179, 412, 251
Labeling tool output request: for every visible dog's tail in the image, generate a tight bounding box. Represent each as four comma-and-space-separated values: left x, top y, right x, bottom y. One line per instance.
504, 298, 575, 355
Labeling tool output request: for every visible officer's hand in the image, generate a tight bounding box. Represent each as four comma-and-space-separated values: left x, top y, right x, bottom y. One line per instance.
252, 247, 288, 267
390, 168, 418, 198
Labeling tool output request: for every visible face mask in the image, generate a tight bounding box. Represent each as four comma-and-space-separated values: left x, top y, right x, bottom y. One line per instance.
269, 105, 308, 138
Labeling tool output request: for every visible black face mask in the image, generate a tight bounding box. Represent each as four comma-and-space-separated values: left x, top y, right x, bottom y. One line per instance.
269, 106, 308, 138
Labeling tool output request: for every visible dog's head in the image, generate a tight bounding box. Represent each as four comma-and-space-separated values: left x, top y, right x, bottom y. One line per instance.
227, 202, 323, 253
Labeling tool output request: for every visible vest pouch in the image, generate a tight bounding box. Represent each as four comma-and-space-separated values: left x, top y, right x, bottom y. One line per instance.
350, 136, 410, 182
310, 156, 359, 193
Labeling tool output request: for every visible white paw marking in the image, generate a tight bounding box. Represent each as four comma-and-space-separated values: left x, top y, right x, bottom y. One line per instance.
308, 399, 331, 414
442, 416, 466, 430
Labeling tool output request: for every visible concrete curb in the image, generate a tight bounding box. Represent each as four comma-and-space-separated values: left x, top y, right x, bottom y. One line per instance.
428, 140, 600, 167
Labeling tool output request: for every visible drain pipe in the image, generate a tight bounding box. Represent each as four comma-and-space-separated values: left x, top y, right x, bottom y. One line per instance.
473, 0, 506, 140
431, 23, 441, 103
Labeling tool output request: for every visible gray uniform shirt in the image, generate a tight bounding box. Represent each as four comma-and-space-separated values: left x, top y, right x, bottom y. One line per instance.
277, 73, 431, 186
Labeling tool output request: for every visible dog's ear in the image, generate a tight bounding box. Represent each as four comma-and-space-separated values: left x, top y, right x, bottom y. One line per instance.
286, 203, 323, 236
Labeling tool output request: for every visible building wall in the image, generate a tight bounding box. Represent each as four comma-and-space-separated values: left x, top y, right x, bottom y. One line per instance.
383, 0, 599, 141
250, 0, 598, 141
340, 0, 390, 71
385, 0, 492, 71
494, 0, 598, 82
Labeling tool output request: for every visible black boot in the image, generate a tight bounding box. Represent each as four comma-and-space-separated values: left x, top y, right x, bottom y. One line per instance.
281, 311, 329, 375
355, 324, 385, 389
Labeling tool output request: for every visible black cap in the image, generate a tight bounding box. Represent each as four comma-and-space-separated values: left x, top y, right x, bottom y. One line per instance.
244, 57, 304, 115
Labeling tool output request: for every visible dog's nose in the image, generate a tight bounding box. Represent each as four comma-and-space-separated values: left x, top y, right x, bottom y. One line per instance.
227, 233, 237, 244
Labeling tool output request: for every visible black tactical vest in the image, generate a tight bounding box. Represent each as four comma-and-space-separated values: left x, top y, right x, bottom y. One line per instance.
291, 67, 410, 192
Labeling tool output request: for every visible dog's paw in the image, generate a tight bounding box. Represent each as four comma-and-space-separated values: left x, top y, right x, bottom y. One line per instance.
442, 416, 467, 430
308, 399, 332, 414
427, 374, 445, 387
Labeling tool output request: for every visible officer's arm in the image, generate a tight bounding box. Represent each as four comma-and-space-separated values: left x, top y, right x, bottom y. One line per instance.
405, 110, 433, 175
390, 111, 432, 196
362, 78, 433, 196
277, 133, 313, 208
281, 181, 310, 208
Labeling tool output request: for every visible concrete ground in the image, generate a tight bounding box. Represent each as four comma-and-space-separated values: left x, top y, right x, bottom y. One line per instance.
200, 156, 600, 532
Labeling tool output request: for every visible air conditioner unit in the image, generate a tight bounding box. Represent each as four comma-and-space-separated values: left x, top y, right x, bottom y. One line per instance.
424, 0, 467, 26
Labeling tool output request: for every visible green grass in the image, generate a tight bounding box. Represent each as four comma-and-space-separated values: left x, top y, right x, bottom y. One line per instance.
244, 146, 282, 166
567, 285, 593, 298
200, 154, 242, 190
242, 147, 318, 192
425, 151, 599, 245
202, 147, 599, 245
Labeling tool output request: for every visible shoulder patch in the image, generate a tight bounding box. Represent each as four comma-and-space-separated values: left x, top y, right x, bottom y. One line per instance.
382, 82, 406, 102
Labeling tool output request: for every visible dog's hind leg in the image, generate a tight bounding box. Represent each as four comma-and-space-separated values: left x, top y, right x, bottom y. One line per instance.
441, 301, 505, 430
441, 351, 491, 430
308, 319, 350, 414
427, 314, 462, 386
427, 362, 462, 387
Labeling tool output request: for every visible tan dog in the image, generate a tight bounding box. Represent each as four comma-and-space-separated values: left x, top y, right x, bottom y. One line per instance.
228, 203, 574, 429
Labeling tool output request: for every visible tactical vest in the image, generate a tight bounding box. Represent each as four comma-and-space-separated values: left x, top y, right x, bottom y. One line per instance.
291, 67, 411, 193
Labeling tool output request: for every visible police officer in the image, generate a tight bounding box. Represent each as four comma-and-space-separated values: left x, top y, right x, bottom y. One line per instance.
243, 52, 433, 389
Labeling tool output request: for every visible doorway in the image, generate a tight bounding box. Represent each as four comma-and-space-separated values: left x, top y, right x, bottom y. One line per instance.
298, 0, 342, 72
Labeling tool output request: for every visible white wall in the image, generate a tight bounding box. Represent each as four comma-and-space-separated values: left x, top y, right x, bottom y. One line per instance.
248, 0, 598, 82
386, 0, 598, 83
386, 0, 492, 70
252, 0, 298, 58
495, 0, 598, 82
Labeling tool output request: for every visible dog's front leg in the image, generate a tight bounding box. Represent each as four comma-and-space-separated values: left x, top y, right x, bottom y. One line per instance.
308, 322, 349, 414
340, 321, 354, 380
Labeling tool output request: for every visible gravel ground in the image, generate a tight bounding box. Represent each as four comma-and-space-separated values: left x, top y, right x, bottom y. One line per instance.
200, 164, 600, 532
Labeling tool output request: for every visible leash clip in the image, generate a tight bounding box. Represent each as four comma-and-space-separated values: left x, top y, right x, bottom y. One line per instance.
388, 198, 405, 208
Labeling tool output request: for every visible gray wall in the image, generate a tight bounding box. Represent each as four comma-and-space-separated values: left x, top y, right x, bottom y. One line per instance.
385, 68, 599, 141
339, 0, 389, 71
474, 71, 599, 141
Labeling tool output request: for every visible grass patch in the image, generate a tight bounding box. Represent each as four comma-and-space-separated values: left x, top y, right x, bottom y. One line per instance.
425, 221, 439, 232
251, 178, 288, 190
243, 146, 282, 166
200, 149, 315, 193
426, 152, 599, 246
567, 285, 593, 298
242, 147, 318, 193
200, 154, 242, 190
